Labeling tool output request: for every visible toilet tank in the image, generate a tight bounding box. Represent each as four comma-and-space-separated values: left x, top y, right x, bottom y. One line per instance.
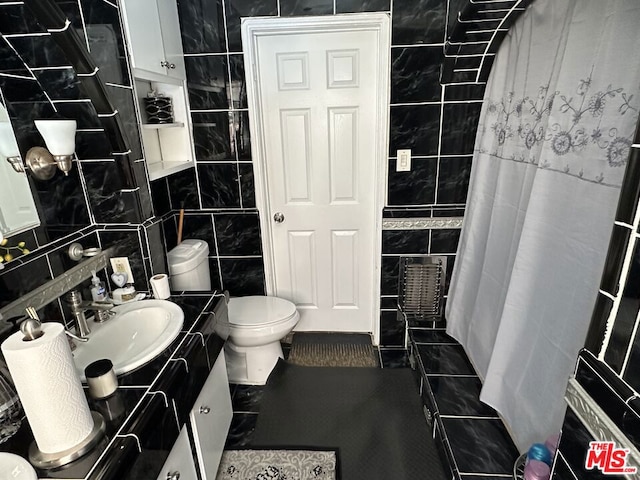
167, 239, 211, 291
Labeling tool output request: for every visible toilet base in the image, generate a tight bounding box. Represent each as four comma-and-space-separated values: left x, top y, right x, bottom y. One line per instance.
224, 340, 284, 385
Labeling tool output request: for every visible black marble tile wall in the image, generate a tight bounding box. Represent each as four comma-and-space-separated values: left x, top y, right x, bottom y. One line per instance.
391, 46, 443, 103
615, 144, 640, 225
167, 1, 484, 351
380, 310, 405, 347
555, 409, 607, 480
185, 55, 229, 110
219, 257, 265, 296
166, 167, 200, 210
214, 213, 261, 256
440, 102, 483, 155
437, 156, 472, 204
150, 177, 172, 217
392, 0, 446, 45
198, 163, 241, 208
390, 105, 441, 157
336, 0, 390, 13
0, 226, 104, 327
178, 0, 226, 54
388, 157, 438, 205
158, 208, 265, 297
0, 0, 157, 308
225, 0, 278, 51
174, 0, 482, 215
574, 352, 640, 451
280, 0, 333, 17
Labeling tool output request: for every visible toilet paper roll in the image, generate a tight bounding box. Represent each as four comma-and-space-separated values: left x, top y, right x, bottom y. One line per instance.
1, 322, 93, 454
150, 273, 171, 299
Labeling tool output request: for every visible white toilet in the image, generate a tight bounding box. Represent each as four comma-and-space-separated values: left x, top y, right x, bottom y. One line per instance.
215, 296, 300, 385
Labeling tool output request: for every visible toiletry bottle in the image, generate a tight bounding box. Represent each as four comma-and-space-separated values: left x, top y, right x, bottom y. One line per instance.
90, 270, 107, 302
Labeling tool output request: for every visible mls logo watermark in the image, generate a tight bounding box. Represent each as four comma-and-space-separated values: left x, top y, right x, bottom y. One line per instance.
585, 441, 638, 474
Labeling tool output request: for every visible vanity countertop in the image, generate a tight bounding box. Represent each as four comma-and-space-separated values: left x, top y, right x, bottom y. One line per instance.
0, 291, 227, 480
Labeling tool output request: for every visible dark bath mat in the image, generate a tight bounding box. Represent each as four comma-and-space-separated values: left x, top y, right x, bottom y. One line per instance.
288, 333, 379, 367
252, 359, 447, 480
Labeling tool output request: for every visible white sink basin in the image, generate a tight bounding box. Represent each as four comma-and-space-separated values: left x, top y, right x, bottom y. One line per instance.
73, 300, 184, 380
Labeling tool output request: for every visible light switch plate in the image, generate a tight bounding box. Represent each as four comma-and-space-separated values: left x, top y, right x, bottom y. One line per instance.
396, 149, 412, 172
110, 257, 135, 283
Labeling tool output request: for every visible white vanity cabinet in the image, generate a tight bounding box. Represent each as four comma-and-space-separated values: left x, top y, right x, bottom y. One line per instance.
120, 0, 185, 80
156, 427, 198, 480
190, 350, 233, 479
158, 350, 233, 480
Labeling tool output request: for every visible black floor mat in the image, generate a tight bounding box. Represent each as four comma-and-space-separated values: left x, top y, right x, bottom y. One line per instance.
252, 359, 447, 480
288, 333, 379, 367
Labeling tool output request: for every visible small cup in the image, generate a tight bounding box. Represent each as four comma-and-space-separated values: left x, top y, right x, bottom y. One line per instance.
85, 359, 118, 399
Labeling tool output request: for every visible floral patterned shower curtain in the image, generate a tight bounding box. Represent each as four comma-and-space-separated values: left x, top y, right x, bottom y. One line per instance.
446, 0, 640, 450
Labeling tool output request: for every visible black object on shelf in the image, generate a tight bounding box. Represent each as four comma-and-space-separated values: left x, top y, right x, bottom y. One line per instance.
144, 91, 174, 124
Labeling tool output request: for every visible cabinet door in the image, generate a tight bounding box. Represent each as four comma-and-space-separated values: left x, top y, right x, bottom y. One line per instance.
157, 0, 186, 79
156, 427, 198, 480
121, 0, 165, 76
190, 351, 233, 480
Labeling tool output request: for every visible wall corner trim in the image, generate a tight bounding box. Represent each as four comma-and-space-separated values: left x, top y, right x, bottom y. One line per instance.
564, 378, 640, 479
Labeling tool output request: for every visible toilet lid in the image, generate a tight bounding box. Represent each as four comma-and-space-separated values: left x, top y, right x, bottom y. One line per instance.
228, 296, 298, 327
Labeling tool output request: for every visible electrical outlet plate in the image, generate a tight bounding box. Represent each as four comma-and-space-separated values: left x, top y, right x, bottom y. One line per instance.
396, 149, 411, 172
110, 257, 135, 283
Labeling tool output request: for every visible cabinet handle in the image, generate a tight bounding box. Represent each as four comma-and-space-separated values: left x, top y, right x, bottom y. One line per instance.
199, 406, 210, 414
166, 471, 180, 480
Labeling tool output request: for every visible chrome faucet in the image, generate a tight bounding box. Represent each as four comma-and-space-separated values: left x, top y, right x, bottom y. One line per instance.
67, 290, 91, 339
66, 290, 115, 340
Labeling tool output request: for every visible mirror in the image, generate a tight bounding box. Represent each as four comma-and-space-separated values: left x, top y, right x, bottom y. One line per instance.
0, 97, 39, 239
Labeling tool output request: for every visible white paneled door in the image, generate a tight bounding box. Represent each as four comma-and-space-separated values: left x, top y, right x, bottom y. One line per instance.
244, 15, 389, 337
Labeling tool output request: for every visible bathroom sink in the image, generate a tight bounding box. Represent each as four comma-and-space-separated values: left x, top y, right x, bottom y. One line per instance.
72, 300, 184, 380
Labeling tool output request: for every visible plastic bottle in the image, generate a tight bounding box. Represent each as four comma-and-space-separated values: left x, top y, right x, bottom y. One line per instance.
90, 270, 107, 302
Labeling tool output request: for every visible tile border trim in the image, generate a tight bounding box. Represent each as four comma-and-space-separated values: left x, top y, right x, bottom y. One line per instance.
565, 377, 640, 479
382, 217, 464, 230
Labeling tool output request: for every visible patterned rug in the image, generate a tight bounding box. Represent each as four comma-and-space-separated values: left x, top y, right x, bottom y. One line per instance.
216, 448, 338, 479
288, 333, 379, 367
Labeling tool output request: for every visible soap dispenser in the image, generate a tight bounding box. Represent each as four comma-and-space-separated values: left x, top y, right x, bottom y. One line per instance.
90, 270, 107, 302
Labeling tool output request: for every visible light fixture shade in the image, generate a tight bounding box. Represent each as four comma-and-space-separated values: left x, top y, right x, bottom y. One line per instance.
0, 121, 20, 158
35, 119, 76, 156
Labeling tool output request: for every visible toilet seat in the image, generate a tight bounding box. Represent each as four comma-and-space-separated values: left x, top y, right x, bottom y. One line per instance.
228, 296, 298, 328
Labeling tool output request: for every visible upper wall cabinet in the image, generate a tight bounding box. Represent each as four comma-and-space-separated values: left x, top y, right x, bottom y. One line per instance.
120, 0, 186, 80
120, 0, 194, 180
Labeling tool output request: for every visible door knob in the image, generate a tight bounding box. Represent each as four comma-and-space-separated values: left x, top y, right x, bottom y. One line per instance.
166, 472, 180, 480
160, 61, 176, 69
273, 212, 285, 223
199, 406, 210, 414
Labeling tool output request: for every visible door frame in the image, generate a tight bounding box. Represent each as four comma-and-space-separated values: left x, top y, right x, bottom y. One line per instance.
242, 13, 390, 343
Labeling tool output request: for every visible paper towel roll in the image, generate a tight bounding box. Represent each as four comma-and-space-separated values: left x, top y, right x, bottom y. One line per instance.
150, 273, 171, 299
1, 322, 93, 454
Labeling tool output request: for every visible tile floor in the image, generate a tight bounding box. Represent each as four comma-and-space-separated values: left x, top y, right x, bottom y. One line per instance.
223, 330, 520, 480
224, 344, 411, 450
409, 326, 520, 479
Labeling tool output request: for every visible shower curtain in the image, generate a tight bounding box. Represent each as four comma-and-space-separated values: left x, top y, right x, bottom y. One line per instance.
446, 0, 640, 450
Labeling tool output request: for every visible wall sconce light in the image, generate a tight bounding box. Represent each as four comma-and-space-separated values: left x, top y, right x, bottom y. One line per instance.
0, 121, 24, 174
25, 119, 77, 180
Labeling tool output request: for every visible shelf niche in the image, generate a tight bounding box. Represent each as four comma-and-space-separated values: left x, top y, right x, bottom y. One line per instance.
135, 77, 194, 181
